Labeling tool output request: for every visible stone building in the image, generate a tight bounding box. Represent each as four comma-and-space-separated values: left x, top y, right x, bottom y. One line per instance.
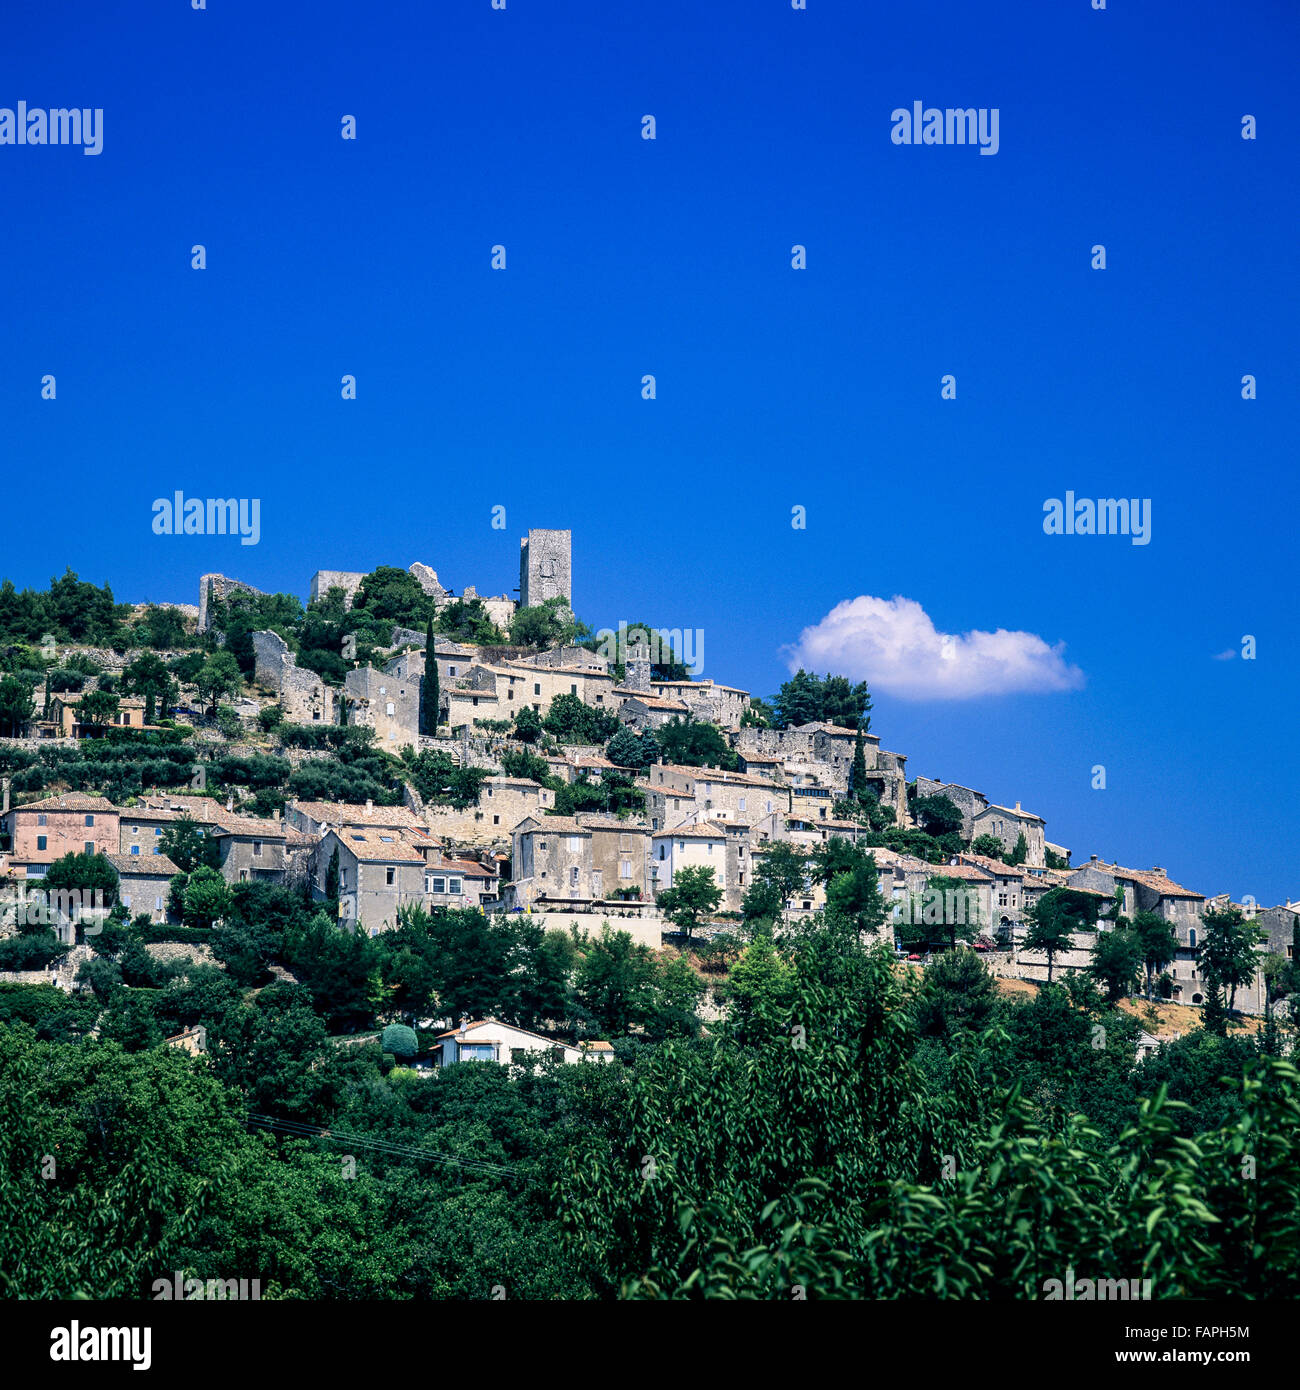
519, 529, 572, 608
914, 778, 990, 842
421, 776, 556, 846
971, 803, 1047, 868
107, 853, 180, 923
510, 815, 651, 909
649, 822, 730, 897
343, 664, 420, 749
210, 816, 288, 885
315, 827, 430, 934
309, 570, 367, 609
648, 680, 751, 729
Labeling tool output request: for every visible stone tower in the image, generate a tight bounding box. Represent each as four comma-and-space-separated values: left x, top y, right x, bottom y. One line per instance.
519, 529, 572, 608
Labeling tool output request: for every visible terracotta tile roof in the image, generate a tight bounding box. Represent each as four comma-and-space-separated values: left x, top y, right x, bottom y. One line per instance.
290, 800, 423, 829
1080, 862, 1205, 900
333, 828, 428, 863
651, 821, 731, 839
7, 793, 118, 814
105, 852, 181, 876
210, 816, 286, 839
955, 852, 1022, 877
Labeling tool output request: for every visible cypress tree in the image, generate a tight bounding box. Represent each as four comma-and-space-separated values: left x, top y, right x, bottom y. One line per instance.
422, 621, 440, 736
851, 728, 868, 803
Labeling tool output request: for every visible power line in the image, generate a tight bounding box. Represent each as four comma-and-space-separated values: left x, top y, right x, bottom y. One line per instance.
244, 1112, 532, 1183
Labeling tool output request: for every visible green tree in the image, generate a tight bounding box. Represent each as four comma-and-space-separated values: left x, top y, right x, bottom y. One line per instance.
195, 652, 243, 713
1088, 926, 1143, 1002
1198, 906, 1263, 1017
422, 623, 440, 735
1132, 910, 1179, 999
122, 651, 173, 724
0, 675, 35, 737
182, 866, 231, 928
325, 845, 341, 901
1023, 887, 1100, 985
971, 833, 1005, 859
1008, 830, 1029, 866
381, 1022, 420, 1058
656, 866, 723, 941
76, 688, 119, 727
160, 816, 221, 873
653, 718, 737, 770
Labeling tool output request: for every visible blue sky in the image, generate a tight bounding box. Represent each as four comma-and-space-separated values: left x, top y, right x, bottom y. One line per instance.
1, 0, 1295, 903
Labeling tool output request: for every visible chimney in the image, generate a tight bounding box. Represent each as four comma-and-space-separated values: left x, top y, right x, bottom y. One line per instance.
1014, 801, 1021, 812
1090, 854, 1098, 862
365, 799, 373, 812
1150, 866, 1164, 876
458, 1015, 469, 1035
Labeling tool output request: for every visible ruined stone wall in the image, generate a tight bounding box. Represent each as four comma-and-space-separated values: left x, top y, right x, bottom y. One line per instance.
198, 574, 265, 632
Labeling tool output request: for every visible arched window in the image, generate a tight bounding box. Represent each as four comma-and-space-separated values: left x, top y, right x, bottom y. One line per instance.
1188, 927, 1197, 949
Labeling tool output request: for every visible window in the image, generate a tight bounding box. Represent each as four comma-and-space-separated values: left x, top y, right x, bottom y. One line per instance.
570, 684, 578, 696
567, 836, 582, 851
431, 876, 447, 894
37, 814, 46, 826
707, 843, 714, 854
386, 702, 395, 716
386, 867, 395, 885
37, 835, 47, 851
738, 798, 746, 812
154, 827, 162, 836
619, 860, 632, 879
449, 877, 462, 894
84, 842, 94, 855
738, 872, 745, 884
493, 815, 500, 825
85, 814, 95, 827
122, 895, 131, 908
131, 825, 138, 835
534, 683, 541, 696
130, 845, 140, 856
252, 841, 262, 857
1188, 928, 1197, 948
766, 801, 773, 813
239, 870, 248, 882
507, 688, 514, 699
449, 666, 457, 677
155, 896, 163, 911
570, 866, 579, 886
459, 1043, 495, 1062
658, 845, 665, 860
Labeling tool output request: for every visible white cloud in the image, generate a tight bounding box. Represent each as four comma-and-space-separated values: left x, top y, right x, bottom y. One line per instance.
783, 595, 1085, 700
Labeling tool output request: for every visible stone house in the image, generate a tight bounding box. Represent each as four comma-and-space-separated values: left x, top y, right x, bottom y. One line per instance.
510, 814, 650, 909
422, 852, 501, 910
107, 853, 180, 923
422, 776, 555, 846
210, 816, 288, 885
971, 803, 1047, 868
616, 693, 691, 731
952, 852, 1031, 933
914, 778, 990, 841
343, 664, 420, 749
1, 794, 120, 877
648, 679, 751, 729
315, 827, 429, 934
49, 694, 152, 738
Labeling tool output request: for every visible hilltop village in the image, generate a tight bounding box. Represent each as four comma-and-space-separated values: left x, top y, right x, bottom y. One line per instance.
0, 529, 1293, 1048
